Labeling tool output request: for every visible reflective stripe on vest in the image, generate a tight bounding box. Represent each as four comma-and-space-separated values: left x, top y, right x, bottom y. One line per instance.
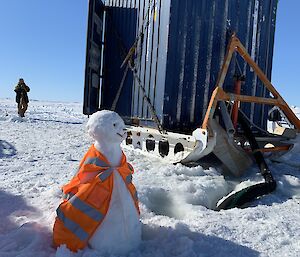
126, 174, 132, 184
84, 157, 109, 168
56, 208, 89, 241
68, 195, 104, 222
98, 168, 113, 182
134, 190, 138, 201
57, 193, 105, 241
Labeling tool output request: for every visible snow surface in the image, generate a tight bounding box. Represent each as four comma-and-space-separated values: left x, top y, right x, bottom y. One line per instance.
0, 98, 300, 257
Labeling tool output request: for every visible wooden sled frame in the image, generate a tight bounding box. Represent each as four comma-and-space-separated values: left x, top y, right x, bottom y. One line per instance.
202, 34, 300, 135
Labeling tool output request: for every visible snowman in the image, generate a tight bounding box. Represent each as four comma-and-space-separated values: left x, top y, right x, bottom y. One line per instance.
53, 110, 141, 255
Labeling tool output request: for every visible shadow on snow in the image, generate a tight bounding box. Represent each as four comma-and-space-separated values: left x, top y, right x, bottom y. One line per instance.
140, 223, 260, 257
0, 190, 39, 234
0, 140, 17, 158
30, 118, 83, 125
0, 190, 54, 256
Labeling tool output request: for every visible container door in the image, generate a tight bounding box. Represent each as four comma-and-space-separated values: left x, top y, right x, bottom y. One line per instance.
83, 0, 105, 115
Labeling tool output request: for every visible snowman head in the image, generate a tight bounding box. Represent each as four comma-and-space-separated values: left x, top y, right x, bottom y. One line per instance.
87, 110, 126, 145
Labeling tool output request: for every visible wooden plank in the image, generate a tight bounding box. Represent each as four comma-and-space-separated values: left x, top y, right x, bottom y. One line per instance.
221, 93, 280, 106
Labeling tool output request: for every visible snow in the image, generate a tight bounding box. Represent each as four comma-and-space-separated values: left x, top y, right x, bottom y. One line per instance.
0, 98, 300, 257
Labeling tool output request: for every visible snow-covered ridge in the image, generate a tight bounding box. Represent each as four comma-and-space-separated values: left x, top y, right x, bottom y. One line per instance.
0, 98, 300, 257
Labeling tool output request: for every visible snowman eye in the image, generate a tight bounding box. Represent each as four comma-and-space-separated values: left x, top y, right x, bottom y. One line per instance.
113, 123, 116, 127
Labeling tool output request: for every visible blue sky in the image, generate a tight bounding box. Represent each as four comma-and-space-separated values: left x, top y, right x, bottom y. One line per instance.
272, 0, 300, 106
0, 0, 299, 105
0, 1, 88, 102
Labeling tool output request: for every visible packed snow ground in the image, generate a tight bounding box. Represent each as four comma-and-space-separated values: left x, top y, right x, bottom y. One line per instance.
0, 98, 300, 257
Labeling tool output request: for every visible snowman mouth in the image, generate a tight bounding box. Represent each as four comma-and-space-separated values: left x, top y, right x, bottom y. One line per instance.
117, 132, 125, 138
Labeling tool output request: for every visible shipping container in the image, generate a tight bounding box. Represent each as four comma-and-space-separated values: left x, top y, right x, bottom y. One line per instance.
84, 0, 278, 133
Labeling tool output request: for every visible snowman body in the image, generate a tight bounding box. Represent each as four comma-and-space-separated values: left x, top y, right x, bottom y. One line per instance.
86, 110, 141, 255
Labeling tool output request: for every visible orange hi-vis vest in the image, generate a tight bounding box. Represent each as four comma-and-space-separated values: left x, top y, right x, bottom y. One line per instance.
53, 144, 139, 252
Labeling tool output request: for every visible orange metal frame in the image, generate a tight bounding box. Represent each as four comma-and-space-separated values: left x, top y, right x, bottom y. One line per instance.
202, 34, 300, 132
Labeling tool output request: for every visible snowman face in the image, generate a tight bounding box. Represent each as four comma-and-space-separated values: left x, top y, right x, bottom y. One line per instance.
103, 112, 126, 143
87, 110, 126, 144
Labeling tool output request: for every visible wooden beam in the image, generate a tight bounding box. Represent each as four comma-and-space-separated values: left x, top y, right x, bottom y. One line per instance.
220, 93, 280, 106
202, 87, 221, 130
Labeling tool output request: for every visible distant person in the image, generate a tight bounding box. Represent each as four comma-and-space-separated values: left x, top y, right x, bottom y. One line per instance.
14, 78, 30, 117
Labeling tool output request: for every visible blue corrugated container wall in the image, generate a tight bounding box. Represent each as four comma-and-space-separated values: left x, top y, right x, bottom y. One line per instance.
84, 0, 278, 133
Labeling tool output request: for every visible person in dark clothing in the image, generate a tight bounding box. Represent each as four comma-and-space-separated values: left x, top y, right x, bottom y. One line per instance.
14, 78, 30, 117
